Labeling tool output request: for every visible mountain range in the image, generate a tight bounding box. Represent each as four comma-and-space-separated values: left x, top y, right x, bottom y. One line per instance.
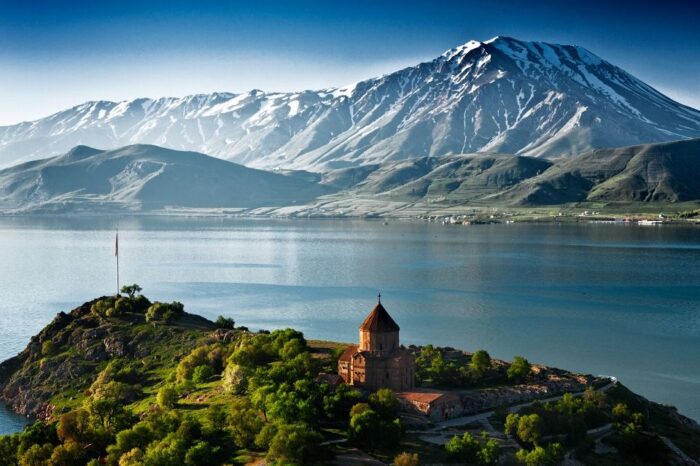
1, 139, 698, 214
2, 36, 700, 171
335, 138, 700, 205
0, 145, 327, 214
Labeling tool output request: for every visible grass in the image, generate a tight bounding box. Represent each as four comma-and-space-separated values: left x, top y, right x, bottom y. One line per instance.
6, 298, 700, 465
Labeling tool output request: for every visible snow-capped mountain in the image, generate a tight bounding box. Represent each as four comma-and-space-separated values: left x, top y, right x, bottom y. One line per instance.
2, 36, 700, 171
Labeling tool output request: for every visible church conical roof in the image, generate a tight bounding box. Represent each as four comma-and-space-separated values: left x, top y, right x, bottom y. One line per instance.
359, 301, 400, 333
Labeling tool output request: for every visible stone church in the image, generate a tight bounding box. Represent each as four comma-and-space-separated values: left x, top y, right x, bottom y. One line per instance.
337, 297, 415, 392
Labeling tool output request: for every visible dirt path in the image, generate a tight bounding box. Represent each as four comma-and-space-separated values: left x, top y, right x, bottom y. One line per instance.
661, 436, 699, 466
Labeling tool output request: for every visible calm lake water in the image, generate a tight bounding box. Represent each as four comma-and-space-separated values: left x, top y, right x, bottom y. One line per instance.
0, 216, 698, 432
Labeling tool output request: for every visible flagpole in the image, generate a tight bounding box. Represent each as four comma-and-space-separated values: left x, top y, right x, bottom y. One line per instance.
115, 230, 120, 295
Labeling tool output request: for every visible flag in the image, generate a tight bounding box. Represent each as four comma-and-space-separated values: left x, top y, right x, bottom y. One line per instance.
115, 231, 119, 257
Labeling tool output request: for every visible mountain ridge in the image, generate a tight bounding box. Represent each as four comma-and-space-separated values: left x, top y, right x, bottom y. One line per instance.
0, 144, 329, 214
1, 139, 699, 215
2, 36, 699, 170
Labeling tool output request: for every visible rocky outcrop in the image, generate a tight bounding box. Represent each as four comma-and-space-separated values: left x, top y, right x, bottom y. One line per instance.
0, 297, 216, 420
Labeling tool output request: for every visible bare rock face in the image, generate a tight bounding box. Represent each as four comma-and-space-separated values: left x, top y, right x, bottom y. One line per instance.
211, 329, 238, 343
103, 335, 129, 357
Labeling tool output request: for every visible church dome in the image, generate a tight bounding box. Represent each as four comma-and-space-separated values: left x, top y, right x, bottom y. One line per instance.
359, 302, 400, 333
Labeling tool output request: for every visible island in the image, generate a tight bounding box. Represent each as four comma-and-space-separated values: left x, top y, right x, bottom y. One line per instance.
0, 288, 698, 465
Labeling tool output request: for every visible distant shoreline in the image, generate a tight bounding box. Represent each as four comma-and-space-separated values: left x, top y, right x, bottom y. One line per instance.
1, 204, 699, 225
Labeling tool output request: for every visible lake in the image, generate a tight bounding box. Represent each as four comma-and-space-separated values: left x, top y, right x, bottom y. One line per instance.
0, 216, 698, 433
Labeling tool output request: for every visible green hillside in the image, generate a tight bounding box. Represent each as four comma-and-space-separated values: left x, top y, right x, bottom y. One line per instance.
1, 292, 698, 465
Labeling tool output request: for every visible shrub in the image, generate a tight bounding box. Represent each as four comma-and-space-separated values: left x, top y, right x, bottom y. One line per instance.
57, 410, 93, 444
214, 316, 235, 330
508, 356, 532, 383
176, 345, 226, 383
446, 432, 480, 461
222, 363, 248, 394
192, 365, 214, 384
91, 298, 115, 317
145, 301, 185, 323
145, 303, 169, 323
113, 297, 133, 315
47, 440, 84, 466
368, 388, 398, 419
117, 448, 144, 466
394, 452, 420, 466
156, 386, 179, 409
184, 441, 219, 466
41, 340, 55, 356
131, 295, 151, 314
18, 443, 53, 466
470, 349, 492, 377
515, 443, 564, 466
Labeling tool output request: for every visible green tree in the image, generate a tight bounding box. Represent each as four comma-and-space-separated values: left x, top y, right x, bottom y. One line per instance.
280, 338, 305, 360
18, 443, 53, 466
107, 425, 154, 464
349, 409, 382, 449
47, 441, 84, 466
323, 384, 362, 421
517, 414, 543, 446
350, 402, 371, 417
349, 407, 402, 450
117, 448, 144, 466
57, 410, 96, 445
214, 316, 235, 330
266, 423, 322, 465
515, 443, 564, 466
205, 404, 228, 433
612, 402, 630, 422
121, 284, 143, 298
479, 443, 500, 465
184, 441, 218, 466
445, 432, 480, 462
505, 413, 520, 436
141, 434, 188, 466
477, 432, 500, 465
229, 398, 264, 448
191, 365, 214, 384
85, 398, 133, 435
157, 386, 179, 410
369, 388, 398, 419
508, 356, 532, 383
470, 349, 492, 378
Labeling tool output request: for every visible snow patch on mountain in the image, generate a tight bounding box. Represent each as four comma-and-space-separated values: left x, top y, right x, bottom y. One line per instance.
1, 37, 699, 171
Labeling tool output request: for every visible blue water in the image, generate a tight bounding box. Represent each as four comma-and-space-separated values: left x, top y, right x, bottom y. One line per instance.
0, 217, 698, 432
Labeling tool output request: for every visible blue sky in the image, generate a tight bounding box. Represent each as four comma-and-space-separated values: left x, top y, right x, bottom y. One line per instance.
1, 0, 698, 125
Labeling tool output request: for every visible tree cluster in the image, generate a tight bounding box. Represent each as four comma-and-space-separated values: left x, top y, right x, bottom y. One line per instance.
445, 431, 500, 465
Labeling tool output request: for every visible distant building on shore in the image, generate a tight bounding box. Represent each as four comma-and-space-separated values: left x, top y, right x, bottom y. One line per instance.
337, 297, 415, 392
